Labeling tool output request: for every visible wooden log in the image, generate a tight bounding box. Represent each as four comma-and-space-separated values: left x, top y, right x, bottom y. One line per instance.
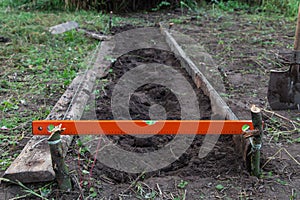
250, 105, 263, 177
48, 125, 72, 191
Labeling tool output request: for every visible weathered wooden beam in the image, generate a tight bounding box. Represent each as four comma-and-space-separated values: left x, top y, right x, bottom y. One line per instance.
3, 40, 113, 183
49, 21, 111, 41
159, 23, 250, 163
49, 21, 79, 34
10, 27, 167, 183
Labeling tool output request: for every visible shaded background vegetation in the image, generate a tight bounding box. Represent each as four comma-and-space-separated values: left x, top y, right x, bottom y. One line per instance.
4, 0, 300, 17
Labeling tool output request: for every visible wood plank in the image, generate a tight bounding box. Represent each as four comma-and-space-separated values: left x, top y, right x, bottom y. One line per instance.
49, 21, 78, 34
3, 27, 170, 183
3, 40, 114, 183
159, 23, 250, 163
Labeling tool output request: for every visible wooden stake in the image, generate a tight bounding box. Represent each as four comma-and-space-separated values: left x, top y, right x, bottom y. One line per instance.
250, 105, 263, 177
48, 124, 72, 191
109, 11, 113, 32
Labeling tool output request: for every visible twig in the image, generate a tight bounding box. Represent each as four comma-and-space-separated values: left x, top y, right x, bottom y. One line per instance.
156, 183, 162, 197
77, 28, 111, 41
99, 175, 115, 185
0, 178, 48, 200
122, 172, 146, 194
267, 130, 296, 144
250, 57, 267, 71
183, 189, 187, 200
262, 109, 300, 130
11, 120, 31, 130
140, 181, 151, 189
71, 174, 85, 200
10, 193, 34, 200
170, 193, 175, 199
262, 148, 300, 169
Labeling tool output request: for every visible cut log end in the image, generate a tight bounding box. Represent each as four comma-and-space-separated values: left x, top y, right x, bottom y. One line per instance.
251, 105, 261, 113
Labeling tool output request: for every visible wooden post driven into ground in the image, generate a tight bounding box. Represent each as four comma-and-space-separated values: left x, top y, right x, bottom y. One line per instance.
250, 105, 263, 177
48, 125, 72, 191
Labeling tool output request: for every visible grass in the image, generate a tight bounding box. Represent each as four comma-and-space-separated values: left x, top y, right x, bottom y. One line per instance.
6, 0, 300, 17
0, 2, 116, 171
211, 0, 299, 18
1, 1, 299, 199
260, 0, 299, 17
0, 2, 148, 199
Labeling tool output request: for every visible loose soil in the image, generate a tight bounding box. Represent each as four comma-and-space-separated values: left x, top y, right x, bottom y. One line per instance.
78, 11, 299, 199
67, 47, 251, 200
1, 10, 300, 200
92, 48, 235, 184
70, 16, 299, 199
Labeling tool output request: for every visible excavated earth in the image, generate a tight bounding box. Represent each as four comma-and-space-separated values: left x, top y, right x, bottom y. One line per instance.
73, 12, 299, 199
1, 10, 299, 200
74, 47, 247, 199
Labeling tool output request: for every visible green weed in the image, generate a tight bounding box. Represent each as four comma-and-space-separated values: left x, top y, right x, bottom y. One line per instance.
89, 187, 98, 198
276, 178, 288, 185
180, 0, 198, 11
216, 0, 250, 12
215, 184, 224, 191
170, 18, 184, 24
261, 0, 299, 17
177, 180, 188, 189
290, 189, 297, 200
210, 0, 299, 17
151, 1, 171, 11
0, 178, 52, 199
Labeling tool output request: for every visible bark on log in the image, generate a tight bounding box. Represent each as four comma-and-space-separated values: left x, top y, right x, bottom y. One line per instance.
48, 125, 72, 191
250, 105, 263, 177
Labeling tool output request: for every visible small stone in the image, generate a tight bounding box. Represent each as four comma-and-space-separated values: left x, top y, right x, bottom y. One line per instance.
20, 99, 27, 105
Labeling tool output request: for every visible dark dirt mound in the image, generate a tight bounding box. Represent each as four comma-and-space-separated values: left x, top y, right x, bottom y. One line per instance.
93, 48, 245, 184
91, 135, 242, 184
96, 48, 212, 120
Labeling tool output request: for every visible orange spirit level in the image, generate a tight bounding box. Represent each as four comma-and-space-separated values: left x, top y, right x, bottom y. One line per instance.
32, 120, 254, 135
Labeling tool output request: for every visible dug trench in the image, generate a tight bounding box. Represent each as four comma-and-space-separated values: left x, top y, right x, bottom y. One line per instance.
78, 48, 248, 190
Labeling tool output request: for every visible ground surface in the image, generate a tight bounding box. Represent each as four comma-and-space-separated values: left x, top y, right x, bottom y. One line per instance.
1, 5, 300, 200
